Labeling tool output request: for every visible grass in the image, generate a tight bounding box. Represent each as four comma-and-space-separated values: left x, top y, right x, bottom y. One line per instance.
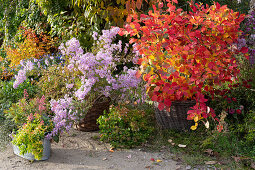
148, 126, 255, 169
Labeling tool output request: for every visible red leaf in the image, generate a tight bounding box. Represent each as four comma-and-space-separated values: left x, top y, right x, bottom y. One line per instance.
197, 93, 208, 103
158, 103, 165, 111
156, 80, 165, 85
137, 58, 143, 65
175, 91, 182, 100
162, 86, 169, 93
154, 86, 160, 91
135, 70, 142, 78
208, 62, 215, 70
171, 82, 178, 87
172, 0, 178, 4
144, 74, 151, 81
217, 25, 223, 33
164, 99, 172, 107
240, 47, 248, 54
175, 16, 182, 22
216, 2, 221, 9
151, 95, 158, 101
158, 2, 163, 8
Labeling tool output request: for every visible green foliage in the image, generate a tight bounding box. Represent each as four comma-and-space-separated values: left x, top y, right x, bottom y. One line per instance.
0, 0, 30, 46
37, 65, 69, 101
5, 94, 53, 160
153, 126, 254, 168
177, 0, 250, 14
201, 132, 240, 157
0, 79, 37, 151
4, 91, 46, 127
238, 56, 255, 89
0, 79, 38, 114
208, 80, 255, 122
11, 106, 53, 160
98, 103, 155, 148
231, 110, 255, 157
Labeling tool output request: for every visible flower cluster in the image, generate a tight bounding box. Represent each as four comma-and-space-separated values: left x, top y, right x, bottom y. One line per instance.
5, 90, 53, 160
13, 60, 34, 89
46, 27, 141, 137
13, 54, 64, 88
45, 95, 77, 139
59, 27, 140, 100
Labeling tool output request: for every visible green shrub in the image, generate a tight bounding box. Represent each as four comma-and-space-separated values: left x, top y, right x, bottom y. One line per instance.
0, 79, 38, 114
231, 110, 255, 158
177, 0, 250, 14
98, 104, 155, 148
0, 79, 38, 150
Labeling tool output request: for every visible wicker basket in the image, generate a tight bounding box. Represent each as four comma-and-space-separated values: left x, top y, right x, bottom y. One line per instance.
76, 96, 111, 132
154, 100, 196, 131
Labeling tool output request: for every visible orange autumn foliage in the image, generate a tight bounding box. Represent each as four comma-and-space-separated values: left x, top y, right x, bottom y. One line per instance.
5, 27, 58, 68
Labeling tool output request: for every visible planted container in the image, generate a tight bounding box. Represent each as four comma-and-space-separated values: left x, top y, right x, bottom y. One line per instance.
12, 138, 51, 161
154, 101, 195, 131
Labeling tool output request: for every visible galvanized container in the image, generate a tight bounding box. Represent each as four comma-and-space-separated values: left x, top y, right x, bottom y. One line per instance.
13, 138, 51, 161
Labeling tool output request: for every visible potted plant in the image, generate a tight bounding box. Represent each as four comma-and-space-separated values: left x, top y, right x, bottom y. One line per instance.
45, 28, 141, 134
120, 0, 249, 130
5, 90, 55, 160
12, 27, 141, 135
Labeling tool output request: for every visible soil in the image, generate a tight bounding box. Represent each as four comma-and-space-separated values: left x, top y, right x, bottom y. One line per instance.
0, 129, 185, 170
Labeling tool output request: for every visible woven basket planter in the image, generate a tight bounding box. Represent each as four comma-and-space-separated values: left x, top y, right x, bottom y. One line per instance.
76, 96, 111, 132
154, 100, 196, 131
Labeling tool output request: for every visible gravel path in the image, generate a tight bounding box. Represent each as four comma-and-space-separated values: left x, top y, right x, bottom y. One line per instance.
0, 129, 184, 170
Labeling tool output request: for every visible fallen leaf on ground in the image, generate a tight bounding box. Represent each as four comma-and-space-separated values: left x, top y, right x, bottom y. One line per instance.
204, 149, 213, 156
205, 161, 217, 165
156, 159, 162, 162
109, 149, 114, 152
178, 144, 186, 148
168, 139, 173, 143
232, 156, 241, 163
150, 158, 155, 161
102, 157, 107, 161
171, 143, 175, 146
145, 166, 152, 169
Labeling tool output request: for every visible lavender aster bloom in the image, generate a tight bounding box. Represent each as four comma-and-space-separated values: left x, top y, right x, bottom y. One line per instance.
92, 31, 98, 40
25, 60, 34, 71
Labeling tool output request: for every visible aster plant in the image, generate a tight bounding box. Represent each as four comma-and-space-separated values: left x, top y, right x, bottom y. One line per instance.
11, 27, 142, 140
45, 27, 141, 139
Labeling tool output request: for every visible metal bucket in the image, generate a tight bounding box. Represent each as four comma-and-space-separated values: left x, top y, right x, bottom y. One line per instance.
13, 138, 51, 160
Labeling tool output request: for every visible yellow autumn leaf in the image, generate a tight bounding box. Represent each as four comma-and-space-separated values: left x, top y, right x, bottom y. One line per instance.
190, 123, 198, 130
194, 116, 199, 122
156, 159, 162, 162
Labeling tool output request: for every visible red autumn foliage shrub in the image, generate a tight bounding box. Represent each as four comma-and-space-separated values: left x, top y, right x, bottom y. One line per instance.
120, 0, 249, 129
